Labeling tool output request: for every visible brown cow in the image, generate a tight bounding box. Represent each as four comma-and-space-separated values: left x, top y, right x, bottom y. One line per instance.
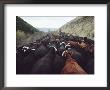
61, 50, 87, 74
78, 40, 87, 49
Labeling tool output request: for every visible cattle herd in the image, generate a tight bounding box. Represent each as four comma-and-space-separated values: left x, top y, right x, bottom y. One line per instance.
16, 32, 94, 74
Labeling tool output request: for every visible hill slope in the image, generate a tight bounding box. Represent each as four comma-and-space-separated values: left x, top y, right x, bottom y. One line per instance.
16, 16, 46, 47
16, 16, 39, 33
58, 16, 94, 40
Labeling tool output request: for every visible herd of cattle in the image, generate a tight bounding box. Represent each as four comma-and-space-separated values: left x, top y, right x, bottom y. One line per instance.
16, 33, 94, 74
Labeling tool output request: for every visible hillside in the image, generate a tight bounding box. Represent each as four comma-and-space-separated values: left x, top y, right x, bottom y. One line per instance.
58, 16, 94, 40
16, 16, 39, 33
16, 16, 46, 47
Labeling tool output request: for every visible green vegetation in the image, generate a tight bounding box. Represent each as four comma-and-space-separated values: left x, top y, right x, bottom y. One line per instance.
16, 30, 46, 47
16, 16, 46, 47
16, 16, 39, 33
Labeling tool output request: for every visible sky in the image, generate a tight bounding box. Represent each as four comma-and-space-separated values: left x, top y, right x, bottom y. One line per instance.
20, 16, 76, 29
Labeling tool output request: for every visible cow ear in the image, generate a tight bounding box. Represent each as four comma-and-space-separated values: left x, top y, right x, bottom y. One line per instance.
62, 51, 66, 57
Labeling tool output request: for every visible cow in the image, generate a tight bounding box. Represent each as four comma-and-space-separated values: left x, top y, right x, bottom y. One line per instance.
57, 42, 66, 56
61, 50, 87, 74
66, 48, 82, 63
53, 53, 66, 74
16, 50, 36, 74
16, 43, 49, 74
31, 47, 57, 74
66, 41, 79, 49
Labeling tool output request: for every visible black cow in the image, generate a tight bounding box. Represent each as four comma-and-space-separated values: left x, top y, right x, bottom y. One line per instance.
85, 58, 94, 74
53, 53, 65, 74
67, 48, 82, 62
16, 44, 49, 74
31, 47, 56, 74
57, 42, 66, 56
16, 50, 36, 74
